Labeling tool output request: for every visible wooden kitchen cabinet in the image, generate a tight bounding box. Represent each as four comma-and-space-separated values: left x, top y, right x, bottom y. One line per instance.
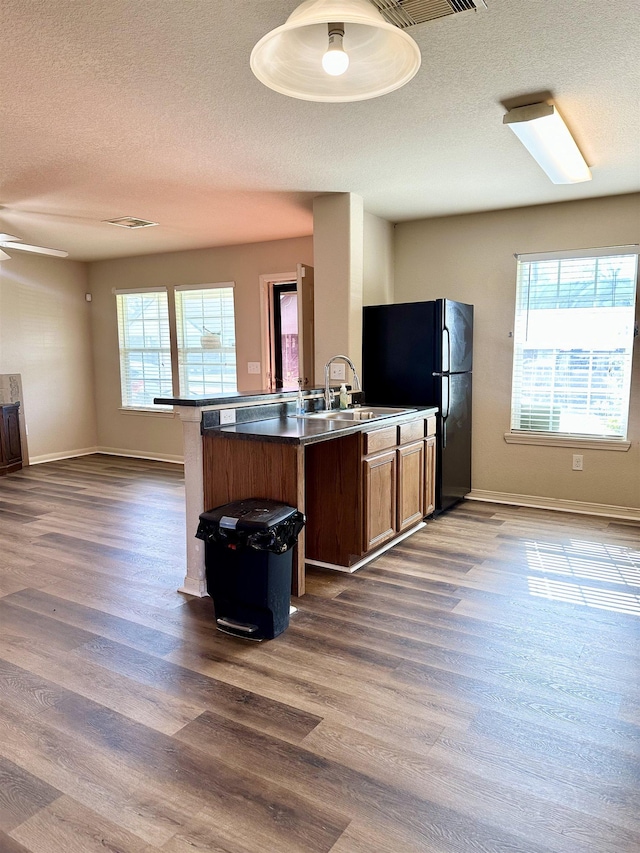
397, 440, 425, 531
307, 412, 434, 571
363, 449, 397, 551
424, 435, 436, 516
424, 415, 437, 517
0, 403, 22, 476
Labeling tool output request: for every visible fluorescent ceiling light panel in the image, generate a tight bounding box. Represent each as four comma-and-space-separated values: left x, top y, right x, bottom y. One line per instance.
503, 103, 592, 184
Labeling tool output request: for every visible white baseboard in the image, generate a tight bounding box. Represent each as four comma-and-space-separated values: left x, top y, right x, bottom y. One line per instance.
97, 447, 184, 464
28, 447, 100, 465
306, 522, 426, 573
466, 489, 640, 522
28, 447, 184, 466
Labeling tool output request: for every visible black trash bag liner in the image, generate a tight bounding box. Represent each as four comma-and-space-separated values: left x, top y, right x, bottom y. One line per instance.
196, 500, 305, 554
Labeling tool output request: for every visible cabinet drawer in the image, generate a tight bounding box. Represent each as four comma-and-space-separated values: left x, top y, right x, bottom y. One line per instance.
398, 419, 425, 445
363, 426, 397, 455
426, 415, 436, 437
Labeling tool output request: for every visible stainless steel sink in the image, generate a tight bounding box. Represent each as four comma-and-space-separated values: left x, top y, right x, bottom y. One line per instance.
295, 406, 416, 422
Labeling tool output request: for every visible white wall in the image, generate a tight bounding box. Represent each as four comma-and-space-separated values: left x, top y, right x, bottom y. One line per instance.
394, 193, 640, 512
89, 236, 313, 461
0, 254, 97, 461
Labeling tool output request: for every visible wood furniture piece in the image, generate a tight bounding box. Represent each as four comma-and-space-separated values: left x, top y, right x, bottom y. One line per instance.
0, 403, 22, 476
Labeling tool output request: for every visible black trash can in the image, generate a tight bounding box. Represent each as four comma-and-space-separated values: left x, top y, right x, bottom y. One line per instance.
195, 498, 305, 640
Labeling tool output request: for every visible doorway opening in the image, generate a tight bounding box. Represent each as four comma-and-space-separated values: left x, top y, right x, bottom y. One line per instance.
260, 265, 315, 392
272, 282, 299, 390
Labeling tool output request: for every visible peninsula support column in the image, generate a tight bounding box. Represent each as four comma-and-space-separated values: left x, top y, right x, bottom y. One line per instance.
176, 406, 207, 596
313, 193, 364, 382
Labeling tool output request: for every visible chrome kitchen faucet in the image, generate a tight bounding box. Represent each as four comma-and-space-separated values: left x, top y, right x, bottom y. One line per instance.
324, 355, 362, 411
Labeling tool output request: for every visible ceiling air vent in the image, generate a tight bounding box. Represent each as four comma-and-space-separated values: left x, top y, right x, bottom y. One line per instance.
370, 0, 486, 28
104, 216, 158, 229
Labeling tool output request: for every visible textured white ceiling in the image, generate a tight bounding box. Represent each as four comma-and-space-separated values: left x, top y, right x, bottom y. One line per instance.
1, 0, 638, 261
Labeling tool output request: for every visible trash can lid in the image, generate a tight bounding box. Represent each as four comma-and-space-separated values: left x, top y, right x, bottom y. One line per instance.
199, 498, 297, 532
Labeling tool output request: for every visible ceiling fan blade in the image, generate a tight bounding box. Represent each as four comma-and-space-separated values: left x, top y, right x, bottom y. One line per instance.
0, 241, 68, 258
0, 249, 10, 261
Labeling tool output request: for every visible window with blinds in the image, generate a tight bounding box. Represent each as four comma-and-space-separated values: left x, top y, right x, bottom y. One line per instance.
116, 290, 173, 408
510, 247, 638, 438
175, 285, 237, 396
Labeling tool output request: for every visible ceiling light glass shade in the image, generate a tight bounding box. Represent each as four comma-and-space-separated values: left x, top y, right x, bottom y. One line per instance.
503, 103, 592, 184
250, 0, 422, 102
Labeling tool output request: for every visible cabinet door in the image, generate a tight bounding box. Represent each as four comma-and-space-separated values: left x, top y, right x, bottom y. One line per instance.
363, 450, 397, 552
424, 435, 436, 516
0, 405, 22, 474
397, 441, 425, 531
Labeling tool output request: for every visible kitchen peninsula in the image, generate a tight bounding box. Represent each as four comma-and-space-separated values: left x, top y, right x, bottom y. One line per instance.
156, 390, 437, 597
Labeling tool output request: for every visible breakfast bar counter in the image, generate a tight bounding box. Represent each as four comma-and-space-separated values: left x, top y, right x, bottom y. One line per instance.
156, 390, 437, 598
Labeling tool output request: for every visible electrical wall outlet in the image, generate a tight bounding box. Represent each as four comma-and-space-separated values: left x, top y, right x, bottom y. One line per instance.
247, 362, 261, 374
572, 454, 583, 471
219, 409, 236, 425
329, 363, 346, 381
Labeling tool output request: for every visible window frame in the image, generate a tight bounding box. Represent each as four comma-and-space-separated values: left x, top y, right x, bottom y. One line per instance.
115, 282, 237, 412
174, 282, 237, 398
506, 245, 638, 450
115, 287, 174, 411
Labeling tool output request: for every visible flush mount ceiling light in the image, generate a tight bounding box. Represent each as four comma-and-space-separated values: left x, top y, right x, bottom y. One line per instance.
250, 0, 422, 102
503, 102, 592, 184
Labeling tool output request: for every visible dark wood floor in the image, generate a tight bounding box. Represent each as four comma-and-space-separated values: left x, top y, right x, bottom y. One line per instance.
1, 454, 639, 853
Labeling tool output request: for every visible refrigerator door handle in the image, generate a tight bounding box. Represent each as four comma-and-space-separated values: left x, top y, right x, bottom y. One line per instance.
441, 375, 450, 447
442, 325, 451, 373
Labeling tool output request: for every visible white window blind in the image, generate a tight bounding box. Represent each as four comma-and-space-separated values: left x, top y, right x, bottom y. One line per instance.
116, 290, 173, 408
175, 285, 237, 396
511, 247, 638, 438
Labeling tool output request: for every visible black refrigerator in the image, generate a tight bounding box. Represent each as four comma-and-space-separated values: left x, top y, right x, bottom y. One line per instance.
362, 299, 473, 514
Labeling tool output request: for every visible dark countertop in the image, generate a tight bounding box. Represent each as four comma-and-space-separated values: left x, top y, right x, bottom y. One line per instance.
154, 388, 329, 408
210, 407, 438, 446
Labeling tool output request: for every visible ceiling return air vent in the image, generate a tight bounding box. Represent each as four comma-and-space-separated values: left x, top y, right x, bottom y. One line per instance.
370, 0, 487, 28
104, 216, 158, 229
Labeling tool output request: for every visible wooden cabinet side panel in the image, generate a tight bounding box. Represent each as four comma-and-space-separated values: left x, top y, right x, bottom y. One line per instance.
363, 451, 397, 552
203, 435, 300, 509
203, 434, 305, 596
305, 434, 362, 565
397, 441, 425, 531
425, 435, 436, 516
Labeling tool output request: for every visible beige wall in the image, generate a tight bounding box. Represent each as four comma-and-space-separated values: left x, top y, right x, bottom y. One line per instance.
363, 211, 395, 306
0, 254, 97, 461
313, 193, 364, 381
89, 236, 313, 460
394, 193, 640, 511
